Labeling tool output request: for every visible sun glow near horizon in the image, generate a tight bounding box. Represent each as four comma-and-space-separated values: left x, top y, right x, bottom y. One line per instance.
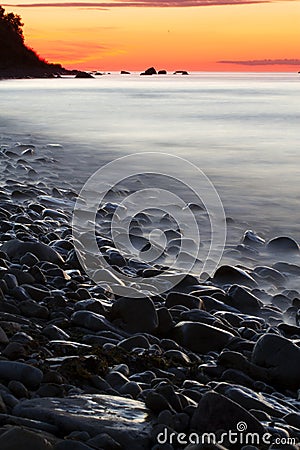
4, 0, 300, 71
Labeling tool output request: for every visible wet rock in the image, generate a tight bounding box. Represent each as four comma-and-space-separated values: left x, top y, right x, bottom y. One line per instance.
266, 236, 299, 253
75, 71, 94, 79
166, 292, 203, 310
242, 230, 265, 248
71, 310, 124, 334
227, 285, 262, 314
191, 391, 266, 435
252, 334, 300, 390
111, 296, 158, 333
0, 426, 53, 450
0, 325, 9, 344
174, 70, 189, 75
1, 239, 64, 265
19, 300, 49, 319
0, 361, 43, 388
213, 265, 257, 287
8, 380, 29, 398
171, 321, 234, 353
13, 394, 152, 449
140, 67, 157, 75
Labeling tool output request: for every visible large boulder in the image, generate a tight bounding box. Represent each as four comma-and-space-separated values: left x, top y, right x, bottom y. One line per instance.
226, 285, 262, 314
75, 71, 94, 78
110, 296, 158, 333
252, 334, 300, 390
0, 427, 53, 450
213, 265, 257, 287
266, 236, 299, 253
140, 67, 157, 76
170, 321, 234, 353
0, 361, 43, 389
13, 395, 152, 450
191, 391, 266, 435
1, 239, 64, 265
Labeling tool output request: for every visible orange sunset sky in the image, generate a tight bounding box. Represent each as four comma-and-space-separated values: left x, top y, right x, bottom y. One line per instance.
3, 0, 300, 71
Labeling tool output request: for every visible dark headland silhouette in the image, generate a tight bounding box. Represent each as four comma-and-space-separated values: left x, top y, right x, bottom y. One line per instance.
0, 5, 80, 79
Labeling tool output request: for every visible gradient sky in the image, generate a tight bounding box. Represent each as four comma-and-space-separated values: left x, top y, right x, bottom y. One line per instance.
3, 0, 300, 71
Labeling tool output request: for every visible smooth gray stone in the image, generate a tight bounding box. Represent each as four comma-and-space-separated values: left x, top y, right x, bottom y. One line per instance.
0, 361, 43, 389
13, 394, 152, 450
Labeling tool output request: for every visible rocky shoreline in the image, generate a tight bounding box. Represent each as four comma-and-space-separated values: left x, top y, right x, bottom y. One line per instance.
0, 139, 299, 449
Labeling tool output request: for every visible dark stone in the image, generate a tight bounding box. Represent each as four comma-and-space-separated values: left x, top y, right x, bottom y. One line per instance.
173, 70, 189, 75
110, 296, 158, 333
191, 391, 266, 435
166, 292, 203, 310
252, 334, 300, 390
75, 71, 95, 78
0, 427, 53, 450
0, 361, 43, 388
266, 236, 299, 253
1, 239, 64, 265
213, 265, 257, 287
226, 285, 262, 314
140, 67, 157, 76
13, 394, 152, 450
170, 321, 234, 353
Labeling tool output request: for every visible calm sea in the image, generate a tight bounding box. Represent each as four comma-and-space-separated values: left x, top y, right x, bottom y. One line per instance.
1, 72, 300, 241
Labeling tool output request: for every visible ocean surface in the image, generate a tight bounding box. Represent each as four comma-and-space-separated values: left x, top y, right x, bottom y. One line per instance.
1, 72, 300, 243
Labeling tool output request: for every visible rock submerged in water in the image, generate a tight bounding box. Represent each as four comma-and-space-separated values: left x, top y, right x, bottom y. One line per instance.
266, 236, 299, 253
74, 71, 95, 79
173, 70, 189, 75
140, 67, 157, 76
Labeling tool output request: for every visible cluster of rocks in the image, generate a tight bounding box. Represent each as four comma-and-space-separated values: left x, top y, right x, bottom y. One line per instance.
140, 68, 189, 76
0, 141, 299, 449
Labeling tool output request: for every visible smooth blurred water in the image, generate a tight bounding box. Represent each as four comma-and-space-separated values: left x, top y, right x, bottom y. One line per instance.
1, 72, 300, 240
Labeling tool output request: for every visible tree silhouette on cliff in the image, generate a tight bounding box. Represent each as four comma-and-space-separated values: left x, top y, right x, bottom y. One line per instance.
0, 5, 62, 72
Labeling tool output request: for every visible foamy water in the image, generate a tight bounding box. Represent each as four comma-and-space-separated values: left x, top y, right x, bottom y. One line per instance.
1, 72, 300, 241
